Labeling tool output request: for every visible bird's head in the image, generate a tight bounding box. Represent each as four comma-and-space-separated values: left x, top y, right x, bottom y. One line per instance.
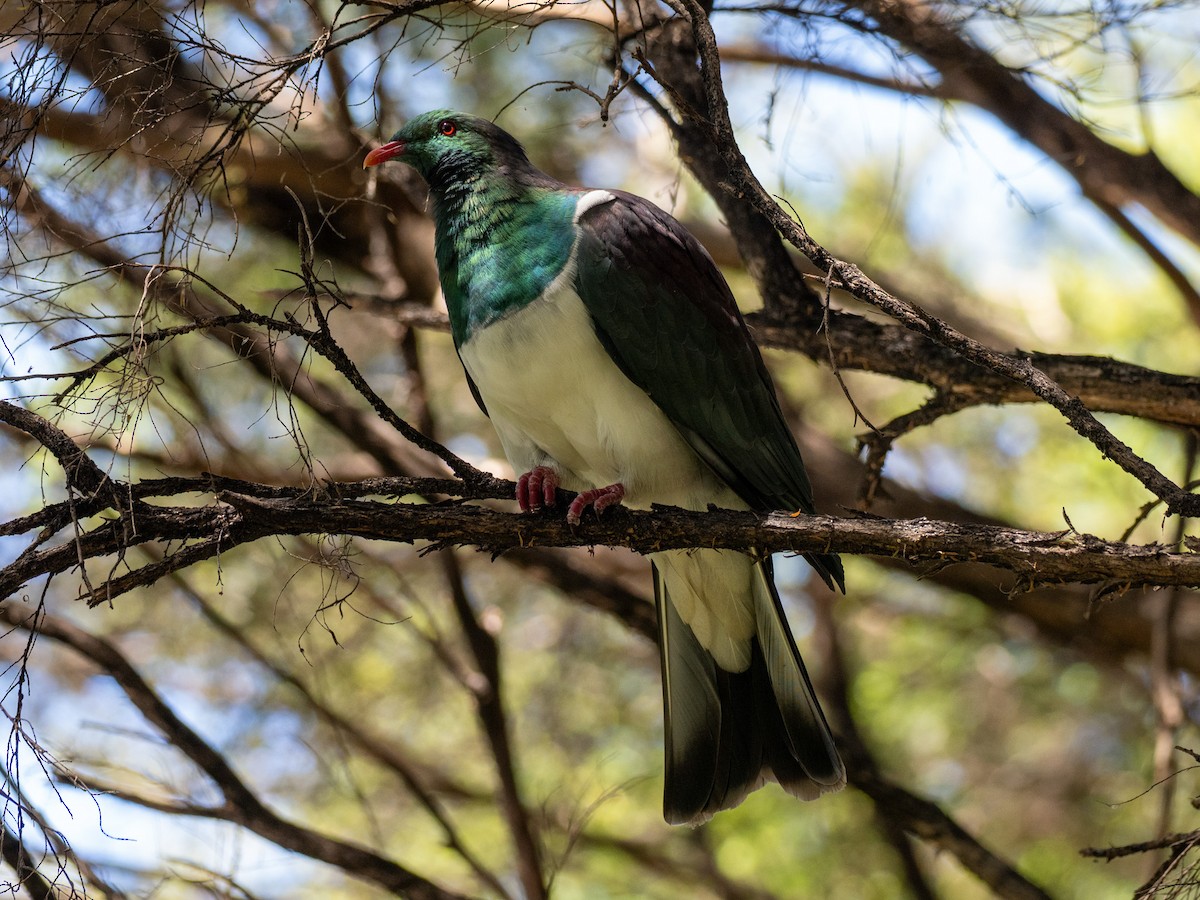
363, 110, 535, 192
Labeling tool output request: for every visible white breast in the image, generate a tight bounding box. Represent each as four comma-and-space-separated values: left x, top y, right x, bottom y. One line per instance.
458, 281, 738, 512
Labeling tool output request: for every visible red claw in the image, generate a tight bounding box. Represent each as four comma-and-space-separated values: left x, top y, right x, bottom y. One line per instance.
517, 466, 559, 512
567, 483, 625, 526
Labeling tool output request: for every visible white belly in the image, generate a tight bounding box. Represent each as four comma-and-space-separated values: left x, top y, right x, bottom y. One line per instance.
458, 283, 740, 512
459, 280, 758, 670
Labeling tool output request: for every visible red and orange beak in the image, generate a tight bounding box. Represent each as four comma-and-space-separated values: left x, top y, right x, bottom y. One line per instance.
363, 140, 405, 168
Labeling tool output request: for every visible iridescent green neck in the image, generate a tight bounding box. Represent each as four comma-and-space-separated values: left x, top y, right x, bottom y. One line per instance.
433, 178, 578, 346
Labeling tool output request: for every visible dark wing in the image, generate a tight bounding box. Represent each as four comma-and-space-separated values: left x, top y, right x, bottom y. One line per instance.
457, 350, 489, 416
574, 191, 843, 590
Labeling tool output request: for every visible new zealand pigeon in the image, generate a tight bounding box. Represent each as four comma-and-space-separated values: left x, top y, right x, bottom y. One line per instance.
364, 110, 846, 824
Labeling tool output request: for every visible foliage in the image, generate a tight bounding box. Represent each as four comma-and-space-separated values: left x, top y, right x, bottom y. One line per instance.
2, 0, 1200, 897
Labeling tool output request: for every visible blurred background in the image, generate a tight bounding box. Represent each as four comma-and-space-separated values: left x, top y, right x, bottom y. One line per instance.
2, 0, 1200, 897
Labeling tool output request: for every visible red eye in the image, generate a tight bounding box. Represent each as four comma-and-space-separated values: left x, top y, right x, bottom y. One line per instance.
439, 120, 456, 136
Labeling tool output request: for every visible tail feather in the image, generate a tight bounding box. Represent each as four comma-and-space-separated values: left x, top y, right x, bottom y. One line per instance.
656, 564, 759, 823
753, 557, 845, 789
806, 551, 845, 594
654, 558, 844, 826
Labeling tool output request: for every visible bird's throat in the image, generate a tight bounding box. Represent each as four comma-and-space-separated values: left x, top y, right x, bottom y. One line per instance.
433, 185, 580, 346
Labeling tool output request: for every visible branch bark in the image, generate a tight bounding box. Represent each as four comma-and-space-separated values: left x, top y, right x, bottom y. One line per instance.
3, 476, 1197, 615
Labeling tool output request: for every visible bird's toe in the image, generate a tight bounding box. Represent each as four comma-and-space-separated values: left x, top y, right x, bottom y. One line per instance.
567, 482, 625, 525
517, 465, 559, 512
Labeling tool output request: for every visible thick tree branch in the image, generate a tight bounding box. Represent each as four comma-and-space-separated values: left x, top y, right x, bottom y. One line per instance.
750, 312, 1200, 430
716, 36, 1200, 317
2, 463, 1197, 613
210, 492, 1200, 589
1, 398, 1195, 607
847, 0, 1200, 261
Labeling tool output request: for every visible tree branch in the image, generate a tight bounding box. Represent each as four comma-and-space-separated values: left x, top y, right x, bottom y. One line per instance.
749, 311, 1200, 430
2, 460, 1197, 613
441, 553, 547, 900
0, 820, 58, 900
647, 0, 1200, 517
846, 0, 1200, 262
0, 600, 474, 900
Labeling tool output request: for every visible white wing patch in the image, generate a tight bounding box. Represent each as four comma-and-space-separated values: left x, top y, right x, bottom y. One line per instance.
572, 189, 616, 223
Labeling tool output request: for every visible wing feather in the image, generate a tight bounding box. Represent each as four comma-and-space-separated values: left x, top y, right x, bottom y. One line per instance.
574, 192, 843, 589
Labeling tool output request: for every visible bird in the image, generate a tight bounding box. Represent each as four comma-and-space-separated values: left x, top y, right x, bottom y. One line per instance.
364, 110, 846, 824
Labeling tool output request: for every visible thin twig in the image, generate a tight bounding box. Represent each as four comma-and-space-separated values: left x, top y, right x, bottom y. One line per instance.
0, 600, 474, 900
441, 552, 546, 900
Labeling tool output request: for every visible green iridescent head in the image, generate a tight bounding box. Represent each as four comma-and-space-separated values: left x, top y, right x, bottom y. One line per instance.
363, 110, 533, 191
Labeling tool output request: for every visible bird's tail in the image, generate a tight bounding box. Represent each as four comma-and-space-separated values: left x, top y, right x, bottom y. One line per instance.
805, 550, 845, 595
654, 556, 845, 825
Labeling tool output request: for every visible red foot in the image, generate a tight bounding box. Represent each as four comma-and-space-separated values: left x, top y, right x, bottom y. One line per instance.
567, 482, 625, 526
517, 466, 559, 512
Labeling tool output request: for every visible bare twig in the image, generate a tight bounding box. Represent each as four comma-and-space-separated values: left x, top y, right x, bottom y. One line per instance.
0, 819, 59, 900
441, 552, 546, 900
0, 600, 473, 900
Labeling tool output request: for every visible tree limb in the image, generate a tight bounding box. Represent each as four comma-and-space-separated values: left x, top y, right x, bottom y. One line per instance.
646, 0, 1200, 517
2, 464, 1197, 612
